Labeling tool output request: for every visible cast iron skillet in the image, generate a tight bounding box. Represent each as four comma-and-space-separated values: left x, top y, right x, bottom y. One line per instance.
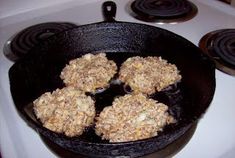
9, 1, 215, 157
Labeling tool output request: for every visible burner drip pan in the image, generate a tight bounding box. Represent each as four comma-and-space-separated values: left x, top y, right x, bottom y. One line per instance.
130, 0, 198, 23
199, 29, 235, 76
4, 22, 78, 61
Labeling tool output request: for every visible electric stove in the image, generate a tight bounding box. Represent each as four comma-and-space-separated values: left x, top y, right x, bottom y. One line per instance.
1, 0, 235, 157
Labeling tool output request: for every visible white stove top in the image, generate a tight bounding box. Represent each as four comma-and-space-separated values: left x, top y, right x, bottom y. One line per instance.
0, 0, 235, 157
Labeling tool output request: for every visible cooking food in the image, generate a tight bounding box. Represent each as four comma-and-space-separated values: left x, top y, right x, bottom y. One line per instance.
60, 53, 117, 93
33, 86, 95, 137
95, 93, 175, 142
119, 56, 182, 94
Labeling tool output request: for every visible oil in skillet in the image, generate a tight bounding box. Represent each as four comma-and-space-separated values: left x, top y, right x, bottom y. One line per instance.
77, 52, 191, 143
80, 80, 189, 143
29, 52, 191, 143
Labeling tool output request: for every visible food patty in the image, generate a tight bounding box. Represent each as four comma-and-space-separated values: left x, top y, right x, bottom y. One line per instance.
95, 93, 175, 142
119, 56, 182, 94
60, 53, 117, 93
33, 87, 95, 137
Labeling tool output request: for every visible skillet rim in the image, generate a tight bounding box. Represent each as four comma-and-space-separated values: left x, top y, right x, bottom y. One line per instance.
8, 21, 216, 147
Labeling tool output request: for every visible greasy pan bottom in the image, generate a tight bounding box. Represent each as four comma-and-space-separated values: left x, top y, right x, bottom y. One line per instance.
40, 123, 197, 158
9, 22, 215, 157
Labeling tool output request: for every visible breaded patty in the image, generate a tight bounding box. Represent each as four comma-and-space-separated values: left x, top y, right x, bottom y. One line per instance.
60, 53, 117, 93
33, 87, 95, 137
119, 56, 181, 95
95, 94, 175, 142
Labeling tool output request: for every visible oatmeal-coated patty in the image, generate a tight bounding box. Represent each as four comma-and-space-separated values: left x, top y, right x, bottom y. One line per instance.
60, 53, 117, 92
95, 94, 175, 142
119, 56, 182, 94
33, 87, 95, 137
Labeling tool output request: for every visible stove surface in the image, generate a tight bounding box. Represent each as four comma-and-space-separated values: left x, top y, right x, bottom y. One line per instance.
130, 0, 198, 23
0, 0, 235, 158
3, 22, 78, 61
199, 29, 235, 76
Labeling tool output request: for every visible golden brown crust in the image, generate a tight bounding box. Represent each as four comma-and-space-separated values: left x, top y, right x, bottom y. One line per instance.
119, 56, 181, 94
33, 87, 95, 137
95, 94, 175, 142
60, 53, 117, 92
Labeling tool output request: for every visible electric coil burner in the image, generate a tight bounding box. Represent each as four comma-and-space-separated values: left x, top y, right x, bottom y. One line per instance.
130, 0, 198, 23
199, 29, 235, 76
3, 22, 78, 61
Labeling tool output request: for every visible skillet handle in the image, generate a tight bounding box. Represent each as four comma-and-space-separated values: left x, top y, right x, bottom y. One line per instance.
102, 1, 117, 22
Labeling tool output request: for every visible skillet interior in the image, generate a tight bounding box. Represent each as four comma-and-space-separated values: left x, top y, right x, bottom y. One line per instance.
9, 22, 215, 157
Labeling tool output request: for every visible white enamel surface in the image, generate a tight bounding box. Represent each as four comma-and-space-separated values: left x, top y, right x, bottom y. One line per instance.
0, 0, 235, 157
0, 0, 99, 19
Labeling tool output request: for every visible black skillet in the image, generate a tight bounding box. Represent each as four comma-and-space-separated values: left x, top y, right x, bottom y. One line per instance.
9, 1, 215, 157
